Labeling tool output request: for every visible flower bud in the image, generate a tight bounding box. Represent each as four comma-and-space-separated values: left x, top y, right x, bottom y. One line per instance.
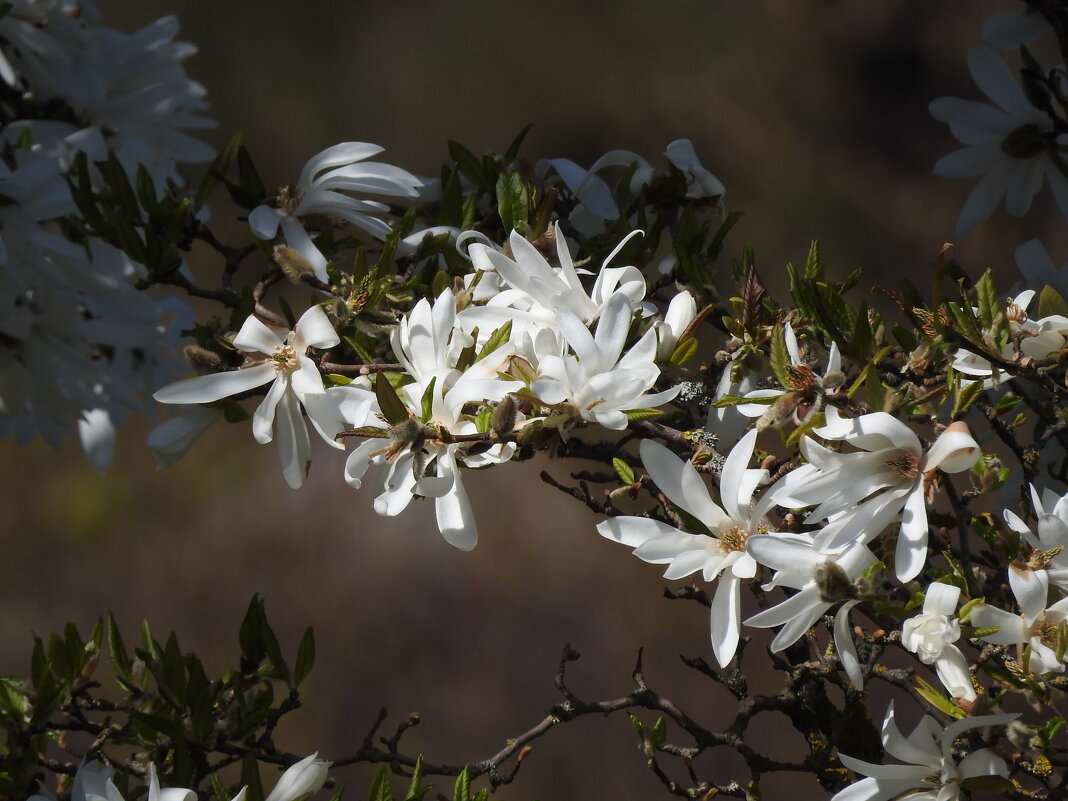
264, 753, 331, 801
274, 244, 316, 283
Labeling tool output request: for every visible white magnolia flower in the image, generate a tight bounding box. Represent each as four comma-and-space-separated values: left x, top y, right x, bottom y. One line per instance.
901, 582, 975, 701
664, 139, 725, 199
249, 142, 423, 282
737, 321, 842, 426
341, 293, 517, 549
537, 150, 654, 235
769, 410, 980, 581
971, 566, 1068, 675
29, 760, 196, 801
154, 306, 341, 488
530, 293, 680, 431
982, 8, 1047, 49
597, 429, 771, 666
1015, 238, 1068, 301
261, 753, 331, 801
930, 45, 1068, 235
832, 702, 1017, 801
463, 223, 649, 336
653, 289, 698, 361
1007, 483, 1068, 594
744, 535, 876, 687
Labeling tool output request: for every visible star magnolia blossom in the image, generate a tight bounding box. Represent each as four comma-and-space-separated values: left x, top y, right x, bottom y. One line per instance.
744, 535, 876, 687
770, 409, 980, 581
249, 142, 423, 283
28, 761, 196, 801
597, 429, 771, 666
901, 582, 976, 701
930, 45, 1068, 235
971, 567, 1068, 675
832, 702, 1017, 801
154, 306, 341, 489
1008, 483, 1068, 594
340, 292, 516, 549
530, 292, 680, 430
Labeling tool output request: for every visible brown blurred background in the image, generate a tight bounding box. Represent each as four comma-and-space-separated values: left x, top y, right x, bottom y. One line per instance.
1, 2, 1062, 799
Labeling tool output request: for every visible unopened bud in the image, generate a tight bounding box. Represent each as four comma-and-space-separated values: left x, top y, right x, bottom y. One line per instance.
274, 244, 316, 283
491, 395, 518, 439
183, 345, 222, 372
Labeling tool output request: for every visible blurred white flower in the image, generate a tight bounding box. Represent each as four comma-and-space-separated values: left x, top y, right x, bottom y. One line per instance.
261, 753, 331, 801
930, 45, 1068, 235
665, 139, 725, 199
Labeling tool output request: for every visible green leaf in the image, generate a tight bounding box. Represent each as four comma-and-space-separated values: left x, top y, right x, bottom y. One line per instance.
960, 776, 1014, 794
974, 268, 1000, 330
712, 394, 769, 408
106, 611, 133, 680
769, 324, 789, 388
504, 124, 533, 162
375, 373, 409, 426
914, 676, 965, 719
368, 766, 394, 801
959, 625, 1001, 638
452, 767, 471, 801
951, 378, 985, 418
402, 755, 431, 801
612, 457, 635, 485
448, 140, 485, 187
1038, 285, 1068, 319
419, 376, 437, 422
850, 301, 874, 360
476, 320, 512, 361
706, 211, 743, 262
622, 408, 664, 421
294, 627, 315, 686
668, 336, 698, 366
196, 132, 242, 210
649, 716, 666, 748
495, 170, 528, 234
240, 751, 265, 801
1037, 716, 1065, 745
237, 145, 266, 206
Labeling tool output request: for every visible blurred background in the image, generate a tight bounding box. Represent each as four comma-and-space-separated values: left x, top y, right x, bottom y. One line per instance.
1, 2, 1063, 799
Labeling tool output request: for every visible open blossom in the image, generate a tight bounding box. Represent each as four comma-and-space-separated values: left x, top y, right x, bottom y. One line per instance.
261, 753, 331, 801
744, 535, 876, 687
901, 582, 975, 701
249, 142, 424, 283
530, 293, 680, 430
154, 306, 341, 489
832, 702, 1017, 801
29, 761, 196, 801
930, 45, 1068, 234
769, 409, 980, 581
597, 429, 771, 666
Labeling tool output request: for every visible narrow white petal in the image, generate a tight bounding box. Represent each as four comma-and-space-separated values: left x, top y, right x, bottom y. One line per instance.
834, 600, 863, 689
154, 364, 276, 404
640, 439, 731, 530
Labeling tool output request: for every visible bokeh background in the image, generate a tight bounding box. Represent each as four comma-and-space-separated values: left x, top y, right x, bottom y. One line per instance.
2, 2, 1064, 799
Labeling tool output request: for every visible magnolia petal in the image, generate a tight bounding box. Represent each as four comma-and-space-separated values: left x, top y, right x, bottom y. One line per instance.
274, 390, 310, 489
719, 429, 758, 522
934, 645, 976, 701
597, 517, 684, 551
297, 141, 384, 187
969, 604, 1025, 644
895, 487, 930, 582
835, 600, 863, 689
829, 775, 925, 801
922, 582, 961, 617
252, 377, 286, 444
233, 314, 286, 355
922, 425, 979, 473
154, 363, 276, 404
293, 304, 340, 350
711, 574, 741, 667
248, 204, 282, 239
640, 438, 731, 530
1008, 562, 1049, 622
436, 475, 478, 551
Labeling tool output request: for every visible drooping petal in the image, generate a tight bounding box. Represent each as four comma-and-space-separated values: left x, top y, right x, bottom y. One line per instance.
252, 377, 286, 444
273, 389, 311, 489
834, 600, 863, 688
711, 574, 742, 667
435, 472, 478, 551
597, 517, 685, 550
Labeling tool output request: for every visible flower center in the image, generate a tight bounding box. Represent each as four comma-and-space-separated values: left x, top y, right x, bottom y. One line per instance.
1001, 123, 1046, 159
718, 526, 749, 553
269, 344, 299, 372
885, 451, 919, 479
